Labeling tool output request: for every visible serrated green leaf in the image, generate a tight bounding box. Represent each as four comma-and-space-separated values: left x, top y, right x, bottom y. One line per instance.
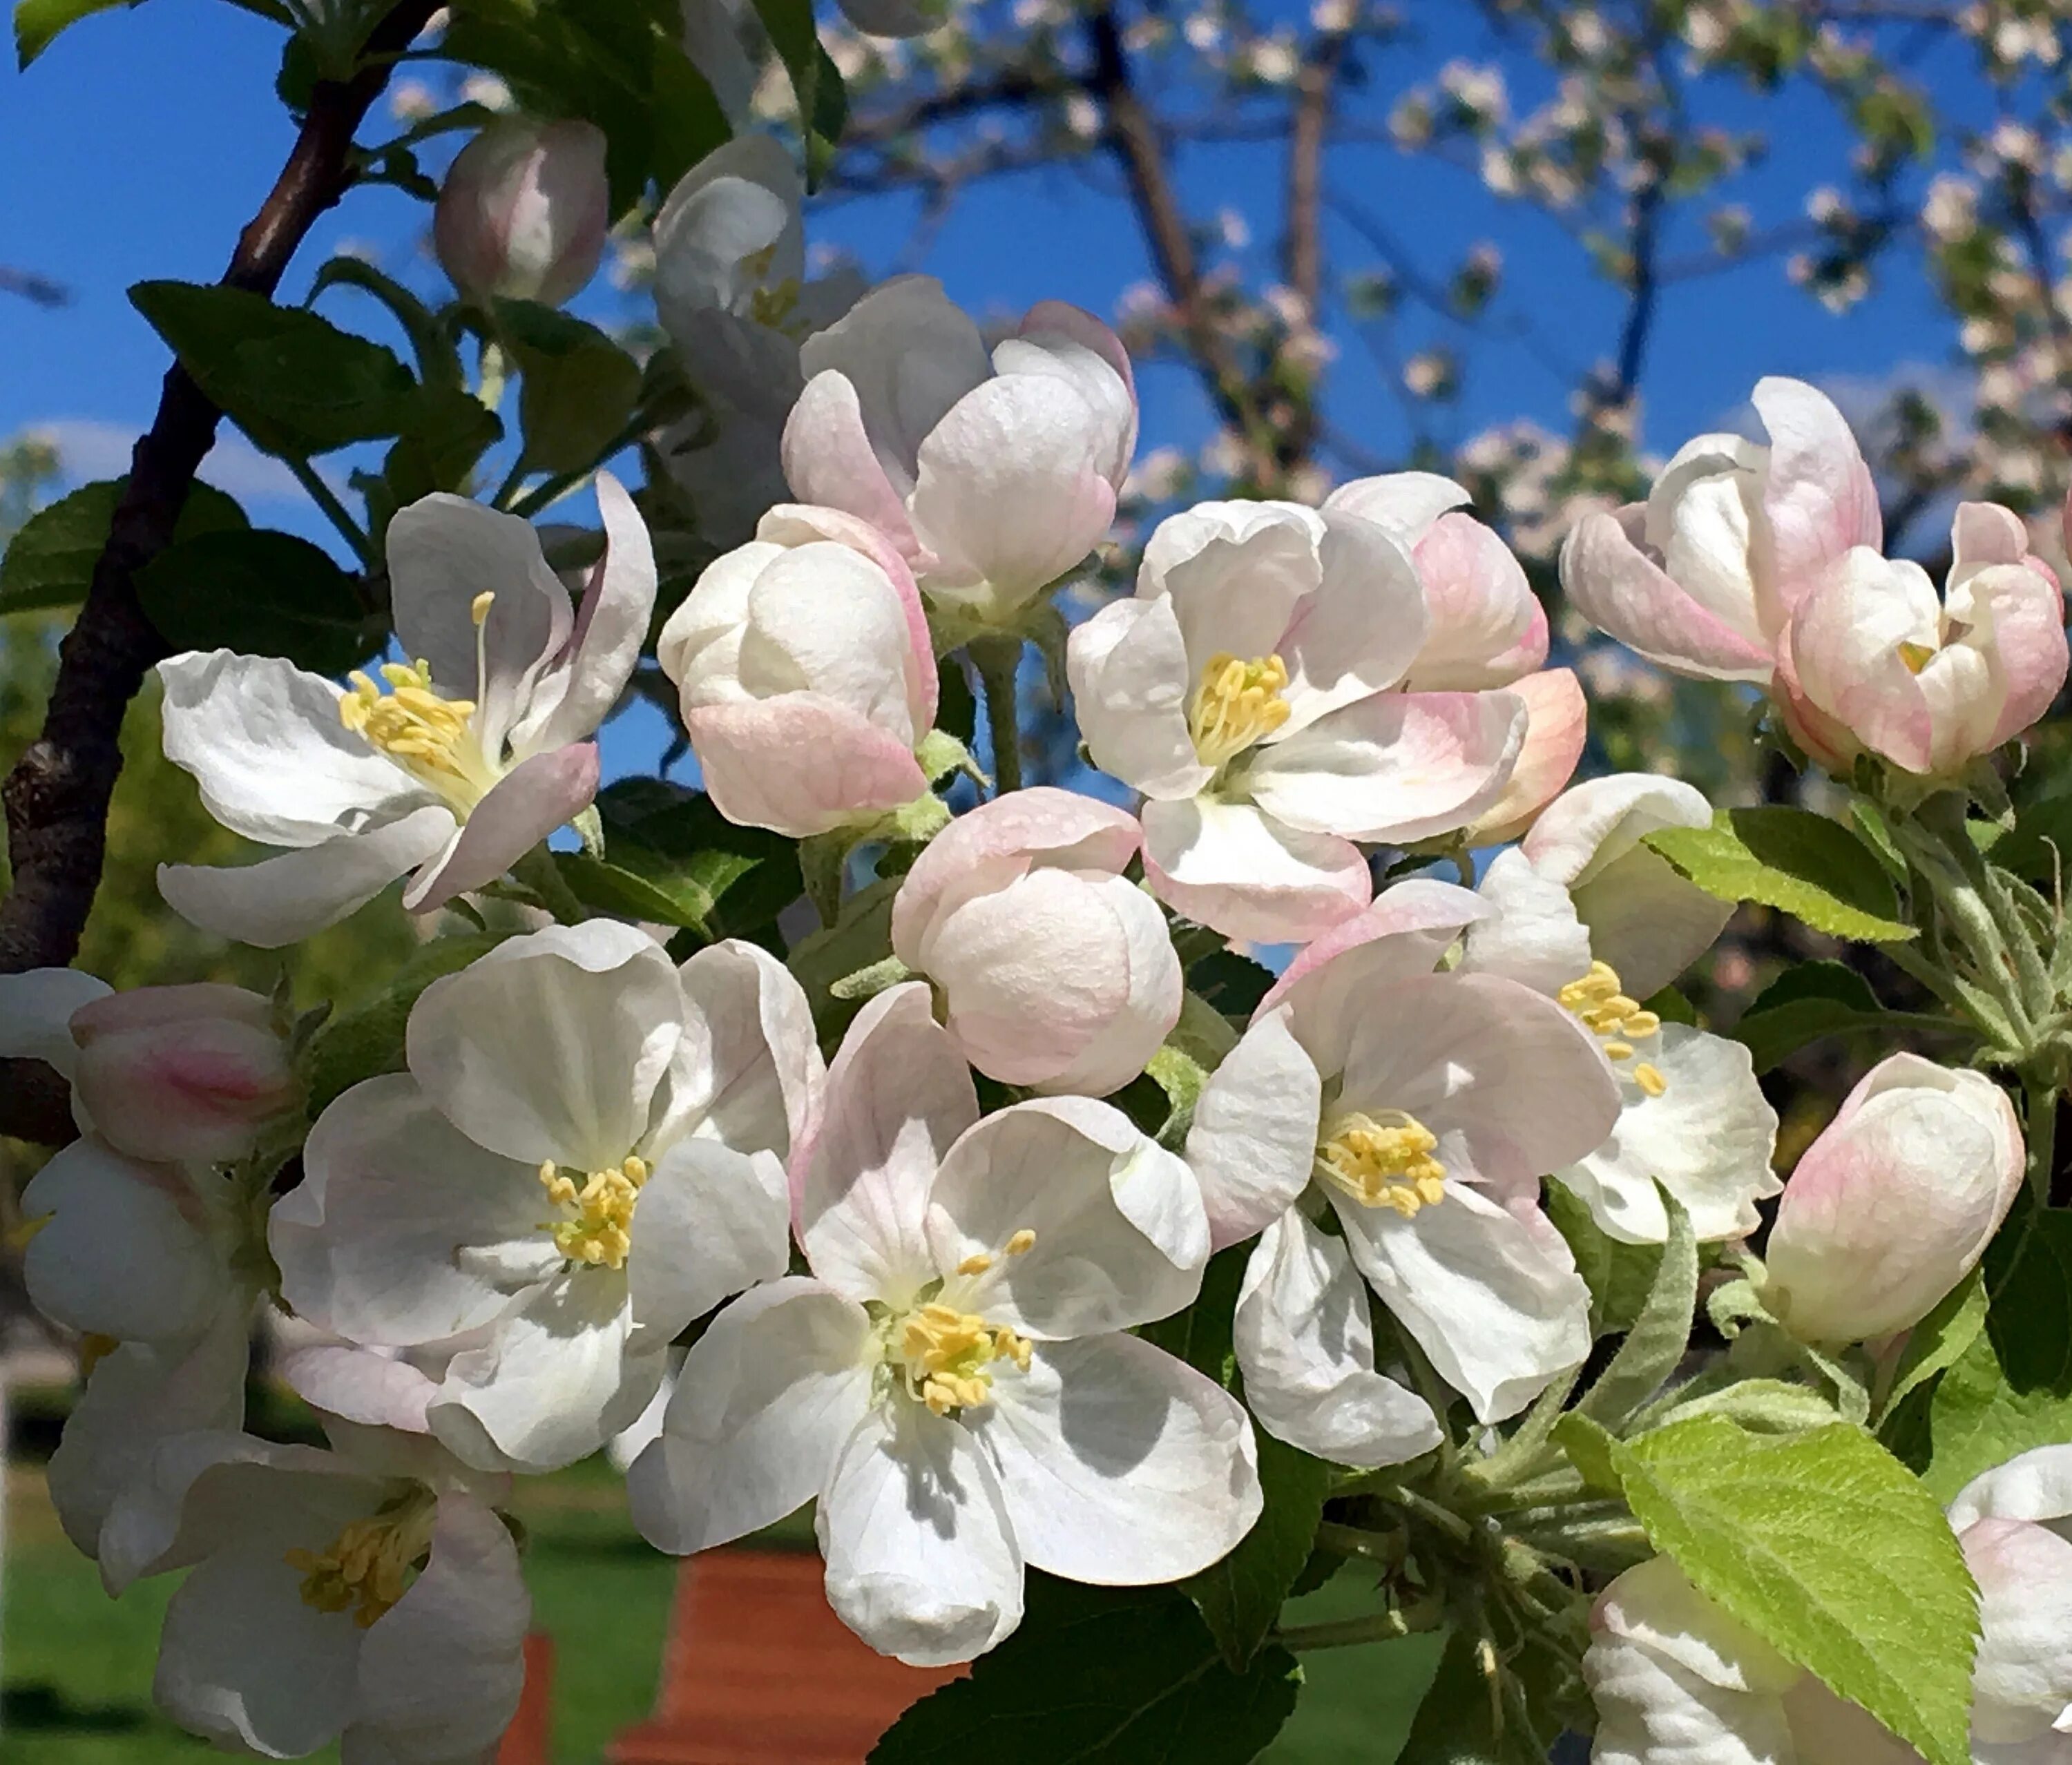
135, 528, 383, 675
495, 299, 643, 474
1, 476, 244, 615
132, 281, 419, 459
1923, 1203, 2072, 1501
1880, 1269, 1988, 1429
1644, 806, 1916, 943
749, 0, 847, 185
1576, 1190, 1696, 1428
1609, 1418, 1977, 1765
593, 782, 801, 938
303, 934, 505, 1115
1185, 1426, 1330, 1672
15, 0, 141, 68
868, 1574, 1301, 1764
1188, 950, 1276, 1019
1544, 1178, 1662, 1335
1551, 1411, 1624, 1496
381, 387, 504, 509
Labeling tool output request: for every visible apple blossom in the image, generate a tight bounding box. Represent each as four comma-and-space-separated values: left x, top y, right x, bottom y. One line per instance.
271, 920, 821, 1472
1462, 667, 1589, 845
1778, 501, 2068, 778
1762, 1053, 2024, 1344
1561, 376, 1881, 683
658, 503, 943, 838
157, 475, 656, 946
783, 276, 1138, 623
1067, 499, 1527, 944
1182, 879, 1617, 1434
1461, 847, 1780, 1246
99, 1429, 527, 1764
1584, 1555, 1922, 1765
433, 117, 609, 309
627, 983, 1258, 1667
888, 786, 1180, 1096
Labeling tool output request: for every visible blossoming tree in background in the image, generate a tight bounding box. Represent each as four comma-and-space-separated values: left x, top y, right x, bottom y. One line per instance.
5, 2, 2072, 1764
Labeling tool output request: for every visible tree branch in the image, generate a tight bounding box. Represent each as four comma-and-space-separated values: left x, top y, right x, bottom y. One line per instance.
0, 0, 441, 1144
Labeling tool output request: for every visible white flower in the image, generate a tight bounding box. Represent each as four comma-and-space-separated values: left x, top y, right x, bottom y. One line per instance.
271, 920, 821, 1472
627, 983, 1258, 1667
1184, 879, 1617, 1437
1461, 847, 1780, 1246
99, 1429, 527, 1764
1067, 500, 1527, 944
157, 478, 656, 946
784, 275, 1138, 622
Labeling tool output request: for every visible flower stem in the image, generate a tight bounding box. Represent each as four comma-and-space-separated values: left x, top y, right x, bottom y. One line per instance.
289, 457, 374, 569
970, 635, 1024, 797
2025, 1072, 2059, 1203
1272, 1605, 1439, 1652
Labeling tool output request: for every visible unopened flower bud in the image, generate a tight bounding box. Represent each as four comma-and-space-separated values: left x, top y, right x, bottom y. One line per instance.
70, 983, 297, 1166
1763, 1053, 2023, 1344
434, 117, 610, 309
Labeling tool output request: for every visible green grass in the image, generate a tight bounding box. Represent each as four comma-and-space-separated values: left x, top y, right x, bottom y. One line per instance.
4, 1458, 1437, 1763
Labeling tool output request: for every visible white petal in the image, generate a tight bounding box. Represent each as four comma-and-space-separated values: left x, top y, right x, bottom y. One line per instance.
629, 1277, 873, 1555
400, 742, 599, 911
1457, 847, 1594, 996
1066, 595, 1211, 801
407, 920, 684, 1170
1963, 1518, 2072, 1745
1140, 796, 1369, 946
738, 541, 922, 744
1142, 500, 1323, 667
1572, 843, 1736, 1003
797, 982, 977, 1308
1321, 471, 1470, 545
818, 1404, 1024, 1667
157, 650, 420, 847
977, 1333, 1261, 1582
159, 807, 454, 949
1184, 1007, 1323, 1250
926, 1097, 1207, 1338
1275, 508, 1429, 721
0, 966, 111, 1079
1334, 1182, 1591, 1422
1951, 1445, 2072, 1534
627, 1141, 792, 1340
1586, 1619, 1796, 1765
662, 937, 824, 1157
1233, 1213, 1442, 1468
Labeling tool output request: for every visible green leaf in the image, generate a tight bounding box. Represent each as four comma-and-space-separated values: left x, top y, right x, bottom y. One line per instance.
1, 476, 244, 615
1138, 1243, 1247, 1390
593, 782, 801, 938
1923, 1203, 2072, 1501
1608, 1417, 1977, 1765
1544, 1178, 1662, 1335
309, 256, 466, 392
1576, 1190, 1697, 1428
1185, 1428, 1330, 1672
303, 934, 505, 1115
1880, 1269, 1988, 1429
131, 281, 419, 458
15, 0, 141, 68
867, 1574, 1301, 1765
1188, 950, 1276, 1019
495, 300, 643, 474
1551, 1412, 1624, 1496
135, 529, 383, 676
1644, 806, 1917, 943
1733, 959, 1890, 1073
749, 0, 847, 185
1394, 1626, 1548, 1765
381, 387, 505, 508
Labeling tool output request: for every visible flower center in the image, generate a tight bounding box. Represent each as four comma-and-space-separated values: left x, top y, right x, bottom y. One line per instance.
1558, 961, 1667, 1096
284, 1497, 434, 1630
1897, 638, 1937, 675
339, 592, 504, 818
538, 1154, 649, 1270
1317, 1110, 1447, 1217
881, 1228, 1039, 1417
1189, 652, 1292, 769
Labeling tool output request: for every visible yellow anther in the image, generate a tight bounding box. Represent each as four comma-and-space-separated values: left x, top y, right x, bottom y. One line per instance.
1317, 1110, 1447, 1217
284, 1501, 432, 1629
538, 1154, 649, 1270
1559, 961, 1669, 1095
1005, 1228, 1037, 1257
470, 590, 496, 627
1633, 1063, 1668, 1098
957, 1252, 995, 1276
78, 1332, 119, 1378
1624, 1011, 1661, 1039
338, 659, 490, 807
1898, 639, 1937, 675
896, 1301, 1031, 1416
4, 1211, 52, 1251
1602, 1040, 1634, 1062
1188, 652, 1292, 768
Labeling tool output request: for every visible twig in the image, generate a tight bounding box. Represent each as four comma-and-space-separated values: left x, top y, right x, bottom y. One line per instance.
0, 0, 441, 1143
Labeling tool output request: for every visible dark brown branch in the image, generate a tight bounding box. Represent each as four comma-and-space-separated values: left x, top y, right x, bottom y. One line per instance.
0, 0, 441, 1145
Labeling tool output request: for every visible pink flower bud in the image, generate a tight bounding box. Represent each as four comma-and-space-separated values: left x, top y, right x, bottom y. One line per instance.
434, 117, 610, 309
1764, 1053, 2022, 1343
69, 983, 297, 1166
890, 787, 1181, 1095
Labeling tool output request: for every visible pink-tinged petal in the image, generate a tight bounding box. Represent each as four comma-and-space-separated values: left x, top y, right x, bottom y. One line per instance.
1248, 688, 1526, 845
1752, 376, 1882, 615
1959, 1517, 2072, 1747
1953, 500, 2033, 578
782, 371, 923, 561
1561, 508, 1776, 682
1274, 509, 1429, 726
1973, 563, 2069, 747
684, 697, 927, 838
1007, 300, 1138, 485
1521, 772, 1714, 888
1785, 549, 1937, 775
1066, 595, 1214, 802
908, 375, 1119, 612
1185, 1009, 1323, 1249
1140, 797, 1369, 945
1465, 668, 1589, 845
758, 503, 939, 731
402, 743, 599, 912
1487, 593, 1550, 683
891, 784, 1140, 961
1140, 501, 1325, 669
794, 982, 977, 1306
159, 807, 454, 949
1321, 471, 1470, 545
1405, 512, 1542, 691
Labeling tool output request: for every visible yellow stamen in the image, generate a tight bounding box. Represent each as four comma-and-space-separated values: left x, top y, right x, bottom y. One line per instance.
338, 659, 495, 814
4, 1211, 52, 1251
1317, 1110, 1447, 1217
1188, 653, 1292, 768
957, 1252, 994, 1276
896, 1302, 1033, 1416
1633, 1063, 1668, 1098
285, 1501, 433, 1629
538, 1154, 649, 1270
470, 591, 496, 627
1558, 961, 1671, 1096
1897, 639, 1937, 675
1005, 1228, 1037, 1257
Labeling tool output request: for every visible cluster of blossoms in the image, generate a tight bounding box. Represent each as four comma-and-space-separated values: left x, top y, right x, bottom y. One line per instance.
10, 73, 2072, 1765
